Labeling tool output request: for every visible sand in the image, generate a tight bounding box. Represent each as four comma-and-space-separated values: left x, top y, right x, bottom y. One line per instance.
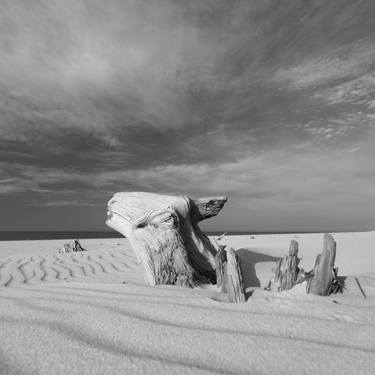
0, 233, 374, 374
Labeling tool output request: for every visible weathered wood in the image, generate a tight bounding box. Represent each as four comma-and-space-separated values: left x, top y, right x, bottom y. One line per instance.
267, 240, 301, 291
106, 192, 227, 287
59, 239, 86, 254
307, 233, 336, 296
214, 246, 227, 289
191, 197, 228, 222
224, 248, 245, 303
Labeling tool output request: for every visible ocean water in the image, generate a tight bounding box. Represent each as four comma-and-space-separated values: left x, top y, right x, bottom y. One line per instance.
0, 231, 258, 241
0, 230, 327, 241
0, 231, 123, 241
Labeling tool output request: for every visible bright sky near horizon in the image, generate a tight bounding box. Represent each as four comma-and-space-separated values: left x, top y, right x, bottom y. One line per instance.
1, 0, 375, 232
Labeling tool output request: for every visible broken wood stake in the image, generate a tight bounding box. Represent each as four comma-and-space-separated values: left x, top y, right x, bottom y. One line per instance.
224, 248, 245, 303
355, 276, 366, 299
307, 234, 337, 296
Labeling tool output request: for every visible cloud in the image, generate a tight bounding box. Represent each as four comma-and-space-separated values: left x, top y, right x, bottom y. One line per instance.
273, 43, 375, 91
1, 0, 375, 230
314, 72, 375, 108
43, 200, 98, 207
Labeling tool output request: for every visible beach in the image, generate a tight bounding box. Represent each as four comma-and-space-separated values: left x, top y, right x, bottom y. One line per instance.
2, 0, 375, 373
0, 232, 374, 374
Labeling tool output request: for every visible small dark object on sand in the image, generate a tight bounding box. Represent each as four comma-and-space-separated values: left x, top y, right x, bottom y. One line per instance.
59, 239, 86, 254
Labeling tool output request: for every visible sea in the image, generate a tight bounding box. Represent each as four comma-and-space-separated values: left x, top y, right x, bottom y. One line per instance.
0, 231, 278, 241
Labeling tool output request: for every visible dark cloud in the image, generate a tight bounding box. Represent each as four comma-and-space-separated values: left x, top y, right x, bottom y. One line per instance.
1, 0, 375, 230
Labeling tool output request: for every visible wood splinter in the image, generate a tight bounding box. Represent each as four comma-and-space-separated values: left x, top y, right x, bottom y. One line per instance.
355, 276, 366, 299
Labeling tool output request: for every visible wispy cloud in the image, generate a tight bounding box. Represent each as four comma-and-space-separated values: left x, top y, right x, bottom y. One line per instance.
273, 43, 375, 91
1, 0, 375, 230
314, 72, 375, 108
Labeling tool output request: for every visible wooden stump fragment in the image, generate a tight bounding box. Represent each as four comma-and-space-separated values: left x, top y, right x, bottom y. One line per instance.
267, 240, 301, 291
307, 234, 337, 296
224, 248, 245, 303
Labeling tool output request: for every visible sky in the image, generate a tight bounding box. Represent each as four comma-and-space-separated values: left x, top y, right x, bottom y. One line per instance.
1, 0, 375, 232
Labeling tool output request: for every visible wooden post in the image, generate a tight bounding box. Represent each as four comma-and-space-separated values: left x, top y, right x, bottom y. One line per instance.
267, 240, 301, 291
307, 234, 336, 296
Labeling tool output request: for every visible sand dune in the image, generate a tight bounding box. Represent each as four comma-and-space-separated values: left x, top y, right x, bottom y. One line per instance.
0, 234, 375, 374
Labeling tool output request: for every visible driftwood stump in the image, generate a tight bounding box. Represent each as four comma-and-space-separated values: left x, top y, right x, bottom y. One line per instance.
267, 240, 301, 291
106, 192, 227, 287
214, 246, 245, 302
307, 233, 337, 296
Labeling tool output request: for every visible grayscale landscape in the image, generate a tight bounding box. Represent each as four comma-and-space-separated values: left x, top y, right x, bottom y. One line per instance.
0, 1, 374, 374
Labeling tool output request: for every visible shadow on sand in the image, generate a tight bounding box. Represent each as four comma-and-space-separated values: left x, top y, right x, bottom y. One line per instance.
235, 249, 280, 297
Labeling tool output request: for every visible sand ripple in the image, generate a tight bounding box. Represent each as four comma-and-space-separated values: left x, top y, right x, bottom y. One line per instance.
0, 248, 142, 287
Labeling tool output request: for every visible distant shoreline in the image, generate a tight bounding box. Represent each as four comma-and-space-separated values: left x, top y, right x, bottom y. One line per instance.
0, 230, 364, 241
